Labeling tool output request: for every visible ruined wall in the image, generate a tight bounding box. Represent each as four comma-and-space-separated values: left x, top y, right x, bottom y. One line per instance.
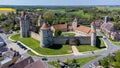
30, 31, 40, 41
53, 36, 91, 45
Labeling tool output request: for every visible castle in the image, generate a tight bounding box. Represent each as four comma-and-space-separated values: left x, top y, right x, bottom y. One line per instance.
20, 12, 96, 48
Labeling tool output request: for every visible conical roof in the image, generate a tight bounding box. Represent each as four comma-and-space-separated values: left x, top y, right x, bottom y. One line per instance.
73, 18, 77, 22
40, 22, 50, 30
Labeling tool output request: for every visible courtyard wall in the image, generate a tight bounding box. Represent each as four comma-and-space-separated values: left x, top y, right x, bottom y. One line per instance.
30, 31, 91, 45
30, 31, 40, 41
53, 36, 91, 45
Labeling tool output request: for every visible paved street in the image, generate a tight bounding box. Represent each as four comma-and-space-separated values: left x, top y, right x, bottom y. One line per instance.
0, 33, 27, 54
1, 31, 120, 68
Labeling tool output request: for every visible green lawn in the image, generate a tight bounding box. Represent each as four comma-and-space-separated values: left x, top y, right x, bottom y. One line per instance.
110, 39, 120, 46
10, 34, 72, 55
100, 38, 106, 48
76, 39, 106, 52
76, 45, 100, 52
61, 32, 76, 36
48, 55, 100, 68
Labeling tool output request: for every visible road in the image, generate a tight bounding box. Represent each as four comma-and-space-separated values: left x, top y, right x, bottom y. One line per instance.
81, 31, 120, 68
0, 33, 27, 54
45, 31, 120, 68
1, 32, 120, 68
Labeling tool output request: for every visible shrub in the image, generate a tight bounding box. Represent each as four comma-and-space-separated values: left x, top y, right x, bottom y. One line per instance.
54, 29, 62, 36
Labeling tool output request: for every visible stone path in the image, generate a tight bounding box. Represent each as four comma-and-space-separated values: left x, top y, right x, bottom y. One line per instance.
72, 45, 80, 55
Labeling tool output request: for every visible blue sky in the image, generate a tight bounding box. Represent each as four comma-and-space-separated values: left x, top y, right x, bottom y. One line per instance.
0, 0, 120, 5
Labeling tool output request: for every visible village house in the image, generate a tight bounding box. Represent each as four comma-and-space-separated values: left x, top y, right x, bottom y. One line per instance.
101, 16, 120, 40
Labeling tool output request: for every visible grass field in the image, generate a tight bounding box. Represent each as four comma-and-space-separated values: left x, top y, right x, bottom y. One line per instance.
76, 45, 100, 52
76, 38, 106, 52
70, 10, 91, 19
110, 38, 120, 46
48, 55, 100, 68
10, 34, 72, 55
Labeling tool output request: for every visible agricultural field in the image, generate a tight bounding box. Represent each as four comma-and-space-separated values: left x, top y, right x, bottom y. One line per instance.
0, 8, 16, 14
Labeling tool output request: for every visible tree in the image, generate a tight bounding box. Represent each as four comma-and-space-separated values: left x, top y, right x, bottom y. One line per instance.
43, 11, 55, 25
114, 22, 120, 30
54, 29, 62, 36
112, 62, 120, 68
100, 57, 110, 68
115, 50, 120, 62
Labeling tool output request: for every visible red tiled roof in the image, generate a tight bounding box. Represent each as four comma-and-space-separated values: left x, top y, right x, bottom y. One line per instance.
75, 25, 95, 36
52, 24, 67, 30
40, 23, 50, 30
76, 25, 91, 34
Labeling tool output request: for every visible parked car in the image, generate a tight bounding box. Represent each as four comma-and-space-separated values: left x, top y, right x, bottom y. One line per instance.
103, 36, 106, 39
42, 57, 48, 61
17, 42, 27, 50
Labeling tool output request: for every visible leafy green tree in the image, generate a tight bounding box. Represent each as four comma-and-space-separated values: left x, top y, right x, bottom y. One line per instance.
43, 11, 55, 25
54, 29, 62, 36
114, 22, 120, 30
100, 57, 110, 68
112, 62, 120, 68
0, 13, 6, 21
115, 50, 120, 62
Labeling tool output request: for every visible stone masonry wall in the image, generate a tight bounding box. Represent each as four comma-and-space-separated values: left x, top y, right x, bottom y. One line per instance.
30, 31, 40, 41
53, 36, 91, 45
30, 31, 91, 45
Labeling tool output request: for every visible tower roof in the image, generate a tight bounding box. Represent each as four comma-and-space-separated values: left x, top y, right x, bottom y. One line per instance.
40, 22, 50, 30
21, 11, 26, 17
73, 18, 77, 22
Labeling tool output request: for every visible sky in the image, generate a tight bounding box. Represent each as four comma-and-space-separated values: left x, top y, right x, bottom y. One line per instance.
0, 0, 120, 6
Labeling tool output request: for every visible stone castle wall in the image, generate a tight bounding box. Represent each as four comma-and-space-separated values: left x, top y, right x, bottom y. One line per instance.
30, 31, 40, 41
53, 36, 91, 45
30, 31, 91, 45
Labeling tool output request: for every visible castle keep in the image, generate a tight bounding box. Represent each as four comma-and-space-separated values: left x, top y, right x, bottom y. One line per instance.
20, 11, 30, 38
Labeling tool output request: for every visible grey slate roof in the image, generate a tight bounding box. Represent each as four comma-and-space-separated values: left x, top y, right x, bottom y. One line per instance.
101, 22, 116, 32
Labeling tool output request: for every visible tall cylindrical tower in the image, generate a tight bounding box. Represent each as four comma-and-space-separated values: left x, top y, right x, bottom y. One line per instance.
40, 22, 53, 48
91, 22, 96, 47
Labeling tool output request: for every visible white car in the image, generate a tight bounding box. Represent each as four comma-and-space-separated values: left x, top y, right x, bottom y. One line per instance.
103, 36, 106, 39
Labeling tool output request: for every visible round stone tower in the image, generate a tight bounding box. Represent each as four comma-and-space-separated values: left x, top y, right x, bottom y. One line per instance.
40, 22, 53, 48
72, 18, 78, 31
91, 22, 96, 47
20, 11, 30, 38
38, 15, 42, 26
